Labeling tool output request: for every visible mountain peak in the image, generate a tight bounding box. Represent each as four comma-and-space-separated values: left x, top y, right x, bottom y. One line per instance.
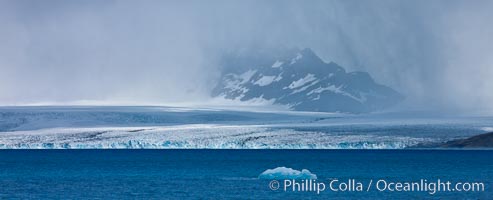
300, 48, 316, 57
212, 48, 404, 113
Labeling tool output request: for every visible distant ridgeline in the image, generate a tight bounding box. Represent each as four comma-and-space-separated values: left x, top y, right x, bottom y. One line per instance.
212, 48, 403, 113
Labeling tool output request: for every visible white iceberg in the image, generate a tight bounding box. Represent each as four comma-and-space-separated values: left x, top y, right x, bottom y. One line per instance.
258, 167, 317, 179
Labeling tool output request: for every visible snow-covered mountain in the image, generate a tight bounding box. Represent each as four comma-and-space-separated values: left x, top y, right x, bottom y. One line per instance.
212, 48, 404, 113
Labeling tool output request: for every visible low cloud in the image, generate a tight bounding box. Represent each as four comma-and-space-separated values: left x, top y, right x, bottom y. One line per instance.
0, 0, 492, 113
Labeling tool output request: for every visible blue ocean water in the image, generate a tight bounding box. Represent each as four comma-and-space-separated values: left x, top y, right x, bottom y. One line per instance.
0, 150, 491, 199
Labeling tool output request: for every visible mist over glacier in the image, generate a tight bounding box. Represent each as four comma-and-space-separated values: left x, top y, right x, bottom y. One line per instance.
1, 0, 493, 114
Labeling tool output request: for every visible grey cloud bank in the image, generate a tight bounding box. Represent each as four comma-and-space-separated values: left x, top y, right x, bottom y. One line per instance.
0, 0, 492, 113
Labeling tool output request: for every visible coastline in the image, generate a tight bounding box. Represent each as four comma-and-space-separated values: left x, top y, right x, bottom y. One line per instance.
412, 132, 493, 149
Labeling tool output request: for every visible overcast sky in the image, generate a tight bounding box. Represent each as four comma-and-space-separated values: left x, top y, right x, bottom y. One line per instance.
1, 0, 492, 113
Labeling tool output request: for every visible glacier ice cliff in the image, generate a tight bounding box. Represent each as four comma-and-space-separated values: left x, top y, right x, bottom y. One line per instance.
0, 124, 434, 149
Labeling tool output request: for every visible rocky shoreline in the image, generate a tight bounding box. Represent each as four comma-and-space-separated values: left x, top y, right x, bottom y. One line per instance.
414, 132, 493, 148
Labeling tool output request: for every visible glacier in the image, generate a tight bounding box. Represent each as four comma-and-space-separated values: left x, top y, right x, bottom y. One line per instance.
0, 124, 437, 149
1, 106, 492, 149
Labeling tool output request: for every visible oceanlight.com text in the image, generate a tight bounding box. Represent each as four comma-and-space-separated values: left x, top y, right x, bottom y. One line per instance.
268, 179, 485, 195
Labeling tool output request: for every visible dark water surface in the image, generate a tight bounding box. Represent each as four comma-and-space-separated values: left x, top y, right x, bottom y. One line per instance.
0, 150, 491, 199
